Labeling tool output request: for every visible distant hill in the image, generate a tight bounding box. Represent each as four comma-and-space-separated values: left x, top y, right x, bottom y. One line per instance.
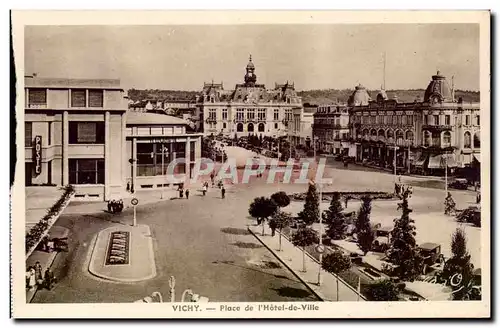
297, 89, 480, 106
127, 88, 480, 105
128, 89, 199, 102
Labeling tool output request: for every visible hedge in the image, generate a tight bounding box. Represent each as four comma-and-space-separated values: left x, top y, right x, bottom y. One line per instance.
25, 185, 75, 256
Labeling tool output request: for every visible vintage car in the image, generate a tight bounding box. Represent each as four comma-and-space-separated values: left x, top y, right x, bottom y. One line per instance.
372, 226, 393, 252
418, 242, 443, 266
448, 178, 469, 190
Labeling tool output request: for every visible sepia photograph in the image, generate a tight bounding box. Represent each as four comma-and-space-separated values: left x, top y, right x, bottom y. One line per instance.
10, 10, 490, 319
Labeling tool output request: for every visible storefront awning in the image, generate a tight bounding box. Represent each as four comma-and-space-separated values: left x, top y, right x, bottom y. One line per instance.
414, 154, 428, 167
428, 154, 457, 169
473, 153, 481, 163
428, 155, 442, 169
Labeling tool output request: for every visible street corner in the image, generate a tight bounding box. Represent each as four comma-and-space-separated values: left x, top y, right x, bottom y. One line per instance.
88, 224, 156, 283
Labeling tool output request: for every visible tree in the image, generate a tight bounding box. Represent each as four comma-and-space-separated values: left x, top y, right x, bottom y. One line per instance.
442, 228, 474, 300
298, 182, 320, 226
292, 227, 319, 272
356, 196, 375, 255
444, 192, 456, 215
324, 192, 347, 240
271, 191, 291, 208
386, 189, 423, 281
248, 197, 278, 236
269, 211, 294, 251
365, 279, 400, 301
322, 250, 352, 300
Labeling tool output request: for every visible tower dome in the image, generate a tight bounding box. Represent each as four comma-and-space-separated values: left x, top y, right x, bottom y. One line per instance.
376, 85, 388, 102
348, 84, 371, 106
424, 70, 453, 103
244, 55, 257, 86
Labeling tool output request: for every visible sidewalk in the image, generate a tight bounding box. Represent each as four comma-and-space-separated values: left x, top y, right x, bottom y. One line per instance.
248, 225, 365, 302
26, 225, 70, 303
25, 186, 65, 233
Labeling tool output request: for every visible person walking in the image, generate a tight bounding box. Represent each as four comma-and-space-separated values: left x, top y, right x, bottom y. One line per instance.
202, 184, 207, 196
221, 186, 226, 199
185, 189, 190, 199
44, 268, 56, 291
210, 172, 215, 187
28, 267, 36, 291
34, 261, 43, 287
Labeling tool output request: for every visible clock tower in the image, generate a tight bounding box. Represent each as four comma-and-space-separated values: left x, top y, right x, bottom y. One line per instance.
244, 55, 257, 86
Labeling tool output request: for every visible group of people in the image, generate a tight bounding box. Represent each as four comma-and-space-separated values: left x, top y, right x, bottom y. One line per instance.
26, 261, 56, 292
39, 234, 68, 253
176, 177, 226, 199
107, 199, 124, 213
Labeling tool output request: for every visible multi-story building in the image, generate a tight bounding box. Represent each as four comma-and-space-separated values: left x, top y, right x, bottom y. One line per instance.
349, 71, 480, 175
289, 105, 314, 148
313, 103, 350, 154
197, 56, 303, 138
24, 76, 202, 201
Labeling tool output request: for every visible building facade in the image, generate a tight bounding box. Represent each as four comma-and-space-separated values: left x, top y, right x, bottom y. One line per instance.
349, 72, 480, 174
313, 103, 350, 154
25, 76, 201, 201
197, 56, 303, 138
289, 106, 314, 148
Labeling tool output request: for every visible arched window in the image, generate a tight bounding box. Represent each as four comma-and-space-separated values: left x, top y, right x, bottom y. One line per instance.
473, 132, 480, 148
362, 129, 369, 137
442, 131, 452, 148
236, 123, 243, 132
387, 129, 394, 139
378, 129, 385, 138
396, 130, 404, 145
258, 123, 265, 132
423, 130, 432, 147
247, 123, 254, 132
406, 130, 414, 141
371, 129, 377, 137
464, 131, 471, 148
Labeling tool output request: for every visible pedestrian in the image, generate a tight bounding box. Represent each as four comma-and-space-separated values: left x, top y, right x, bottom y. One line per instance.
221, 186, 226, 199
344, 196, 349, 208
210, 172, 215, 187
185, 189, 190, 199
269, 219, 277, 237
34, 261, 43, 287
41, 235, 49, 252
27, 267, 36, 291
44, 268, 56, 291
476, 191, 481, 204
202, 184, 207, 196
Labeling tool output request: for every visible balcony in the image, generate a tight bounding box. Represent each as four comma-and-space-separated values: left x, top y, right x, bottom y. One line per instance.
422, 124, 452, 131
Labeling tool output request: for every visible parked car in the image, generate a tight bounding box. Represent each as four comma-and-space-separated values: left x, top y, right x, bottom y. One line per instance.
448, 178, 469, 190
418, 242, 443, 266
372, 226, 393, 252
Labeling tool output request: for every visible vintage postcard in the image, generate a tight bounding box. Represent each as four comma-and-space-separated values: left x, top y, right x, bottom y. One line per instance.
11, 10, 490, 319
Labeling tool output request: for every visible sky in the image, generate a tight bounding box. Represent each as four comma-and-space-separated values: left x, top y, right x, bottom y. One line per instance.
24, 24, 480, 91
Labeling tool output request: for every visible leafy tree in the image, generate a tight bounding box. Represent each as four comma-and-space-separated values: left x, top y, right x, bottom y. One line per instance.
324, 192, 347, 240
444, 192, 456, 215
292, 227, 319, 272
271, 191, 291, 208
322, 250, 352, 300
249, 197, 278, 236
356, 196, 375, 255
269, 211, 294, 251
365, 279, 400, 301
386, 190, 423, 281
298, 183, 320, 226
442, 228, 475, 300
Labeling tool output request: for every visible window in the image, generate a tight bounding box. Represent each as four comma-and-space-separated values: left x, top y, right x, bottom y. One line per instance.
88, 90, 104, 107
423, 131, 432, 147
190, 141, 196, 162
48, 122, 52, 146
397, 116, 402, 125
274, 123, 278, 129
208, 109, 216, 120
222, 109, 228, 120
445, 115, 451, 125
258, 123, 265, 132
465, 115, 470, 125
247, 109, 255, 120
473, 132, 480, 148
69, 122, 105, 144
392, 116, 397, 125
25, 122, 32, 147
464, 132, 471, 148
258, 108, 266, 121
476, 115, 480, 126
28, 89, 47, 106
223, 122, 227, 129
285, 109, 293, 121
69, 159, 104, 184
442, 131, 452, 148
274, 109, 279, 121
434, 115, 440, 126
248, 123, 254, 132
406, 130, 414, 141
236, 109, 244, 121
402, 116, 407, 125
424, 115, 428, 125
236, 123, 244, 132
71, 89, 86, 107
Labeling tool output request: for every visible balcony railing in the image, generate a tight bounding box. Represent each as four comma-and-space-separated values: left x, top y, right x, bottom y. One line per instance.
422, 124, 452, 131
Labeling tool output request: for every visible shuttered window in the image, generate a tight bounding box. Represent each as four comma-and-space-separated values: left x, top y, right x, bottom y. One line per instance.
28, 89, 47, 105
69, 122, 105, 144
71, 89, 86, 107
89, 90, 104, 107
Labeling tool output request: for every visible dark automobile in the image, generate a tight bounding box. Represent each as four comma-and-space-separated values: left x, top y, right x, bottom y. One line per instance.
418, 242, 442, 266
448, 178, 469, 190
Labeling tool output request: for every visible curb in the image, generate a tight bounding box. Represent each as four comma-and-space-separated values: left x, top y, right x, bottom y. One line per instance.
247, 226, 324, 302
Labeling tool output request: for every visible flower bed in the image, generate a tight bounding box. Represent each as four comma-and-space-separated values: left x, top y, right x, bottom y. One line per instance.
25, 185, 75, 257
289, 191, 396, 202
